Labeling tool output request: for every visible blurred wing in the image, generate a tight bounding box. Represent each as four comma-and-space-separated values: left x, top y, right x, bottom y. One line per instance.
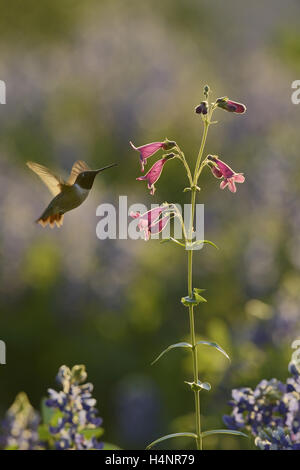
68, 160, 91, 185
26, 161, 64, 196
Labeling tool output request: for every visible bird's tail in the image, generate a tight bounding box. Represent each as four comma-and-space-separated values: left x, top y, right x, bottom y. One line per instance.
36, 212, 64, 228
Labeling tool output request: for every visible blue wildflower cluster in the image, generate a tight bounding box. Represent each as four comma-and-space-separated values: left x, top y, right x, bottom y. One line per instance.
45, 365, 104, 450
223, 357, 300, 449
255, 427, 300, 450
0, 364, 105, 450
0, 392, 41, 450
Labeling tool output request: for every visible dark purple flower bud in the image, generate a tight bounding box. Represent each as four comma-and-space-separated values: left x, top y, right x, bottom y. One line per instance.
195, 101, 208, 115
216, 97, 246, 114
204, 85, 210, 98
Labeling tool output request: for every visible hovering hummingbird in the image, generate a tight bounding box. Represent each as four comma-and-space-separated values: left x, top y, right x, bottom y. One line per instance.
27, 160, 117, 228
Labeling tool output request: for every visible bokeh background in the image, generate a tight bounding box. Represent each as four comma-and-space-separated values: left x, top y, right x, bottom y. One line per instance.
0, 0, 300, 450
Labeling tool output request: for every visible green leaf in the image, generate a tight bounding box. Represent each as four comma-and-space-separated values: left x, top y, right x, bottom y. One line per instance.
151, 342, 192, 365
160, 238, 171, 244
103, 442, 122, 450
41, 397, 55, 425
51, 409, 64, 425
80, 427, 104, 440
200, 381, 211, 391
195, 340, 230, 361
170, 237, 186, 247
194, 288, 206, 294
187, 240, 219, 250
185, 380, 211, 392
181, 291, 207, 307
146, 432, 197, 450
201, 429, 248, 439
38, 424, 52, 442
193, 290, 207, 304
160, 238, 185, 247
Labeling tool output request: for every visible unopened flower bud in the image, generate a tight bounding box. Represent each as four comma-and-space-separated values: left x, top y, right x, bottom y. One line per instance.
162, 139, 176, 151
195, 101, 208, 115
216, 97, 246, 114
204, 85, 210, 98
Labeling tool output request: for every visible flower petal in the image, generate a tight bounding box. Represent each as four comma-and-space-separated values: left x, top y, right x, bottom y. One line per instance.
139, 207, 164, 224
210, 166, 223, 179
129, 211, 141, 219
233, 173, 245, 183
149, 215, 170, 235
228, 179, 237, 193
130, 141, 164, 171
216, 98, 246, 114
136, 157, 171, 195
227, 100, 246, 114
220, 180, 228, 190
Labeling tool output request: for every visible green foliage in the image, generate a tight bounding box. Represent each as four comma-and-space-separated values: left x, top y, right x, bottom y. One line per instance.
184, 380, 211, 392
201, 429, 248, 439
181, 289, 207, 307
195, 341, 230, 361
146, 432, 197, 450
151, 342, 192, 366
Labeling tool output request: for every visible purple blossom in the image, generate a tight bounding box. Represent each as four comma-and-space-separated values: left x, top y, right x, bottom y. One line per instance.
130, 206, 170, 241
130, 139, 176, 172
208, 155, 245, 193
255, 427, 300, 450
224, 355, 300, 450
0, 393, 42, 450
136, 153, 175, 195
45, 365, 104, 450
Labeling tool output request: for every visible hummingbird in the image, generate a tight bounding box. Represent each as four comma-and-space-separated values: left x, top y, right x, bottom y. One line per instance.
27, 160, 117, 228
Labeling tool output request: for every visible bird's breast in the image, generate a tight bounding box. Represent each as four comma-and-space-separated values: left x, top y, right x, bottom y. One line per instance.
53, 184, 90, 212
73, 184, 90, 202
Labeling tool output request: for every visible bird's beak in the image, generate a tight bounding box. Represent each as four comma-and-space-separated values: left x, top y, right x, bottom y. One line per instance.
95, 163, 118, 174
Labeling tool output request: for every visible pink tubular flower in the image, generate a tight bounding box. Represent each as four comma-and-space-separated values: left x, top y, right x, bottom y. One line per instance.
136, 153, 174, 195
207, 155, 245, 193
216, 97, 246, 114
130, 206, 170, 241
130, 139, 176, 172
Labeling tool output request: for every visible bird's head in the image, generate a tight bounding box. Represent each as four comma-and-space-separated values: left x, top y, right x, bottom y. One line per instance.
75, 163, 117, 189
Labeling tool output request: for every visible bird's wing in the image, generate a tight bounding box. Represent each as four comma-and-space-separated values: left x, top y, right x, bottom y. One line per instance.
26, 161, 64, 196
67, 160, 91, 185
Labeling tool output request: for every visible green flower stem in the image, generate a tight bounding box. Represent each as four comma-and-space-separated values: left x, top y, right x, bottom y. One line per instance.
187, 188, 202, 450
175, 145, 193, 186
194, 121, 209, 185
186, 108, 214, 450
188, 250, 202, 450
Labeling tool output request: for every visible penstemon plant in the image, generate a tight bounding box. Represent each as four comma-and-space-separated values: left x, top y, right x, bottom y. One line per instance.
130, 85, 248, 450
